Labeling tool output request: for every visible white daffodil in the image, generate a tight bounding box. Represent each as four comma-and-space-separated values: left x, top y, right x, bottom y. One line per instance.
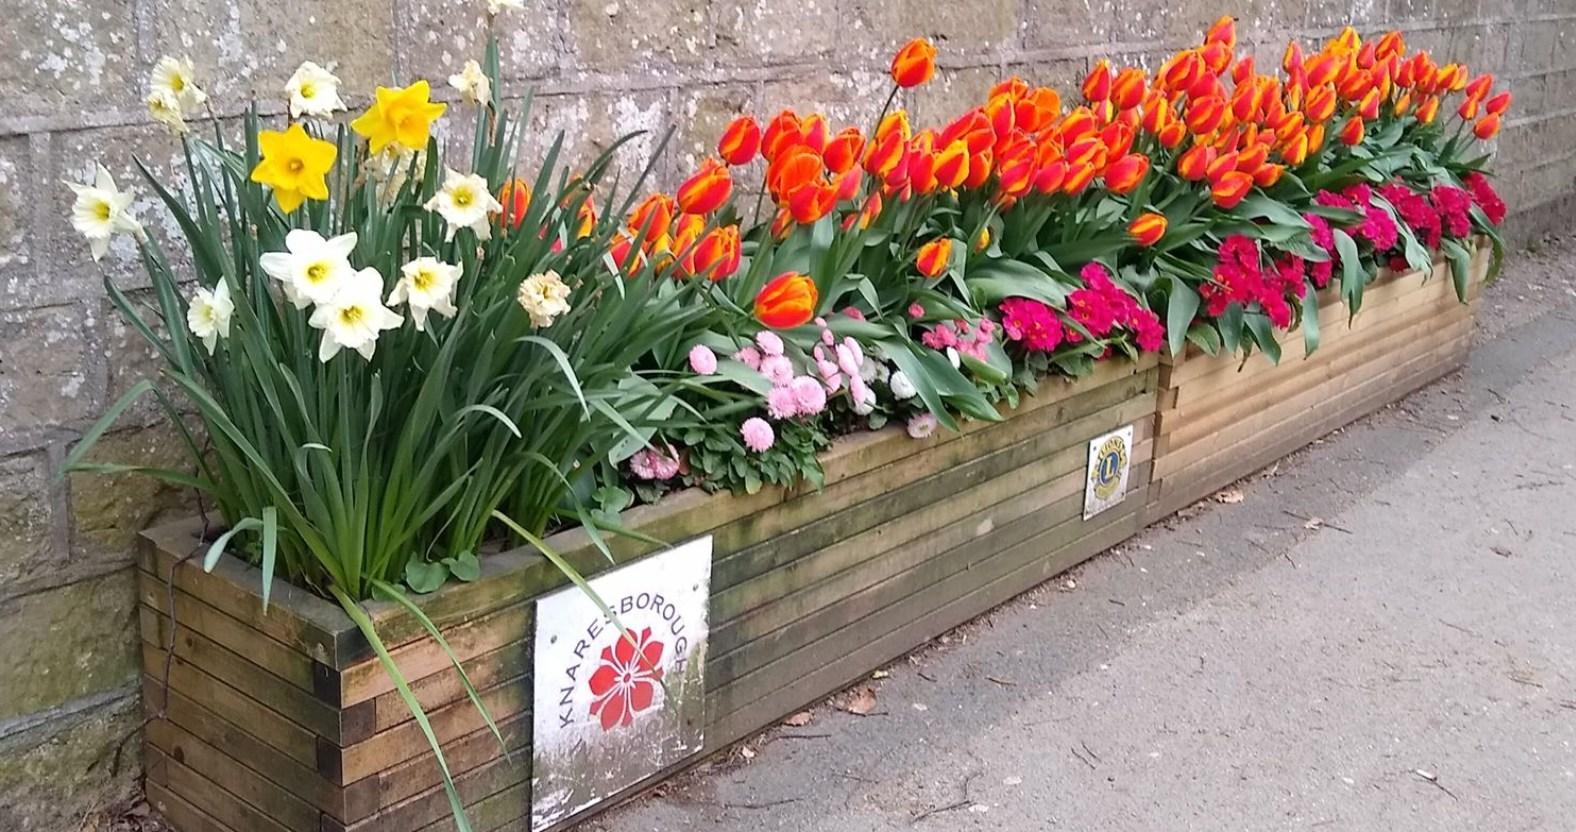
150, 55, 207, 113
258, 230, 357, 309
516, 270, 571, 328
367, 145, 428, 205
146, 88, 188, 134
448, 60, 492, 108
486, 0, 525, 14
187, 280, 234, 355
388, 257, 461, 331
285, 61, 346, 119
66, 163, 143, 261
309, 267, 403, 362
424, 168, 502, 241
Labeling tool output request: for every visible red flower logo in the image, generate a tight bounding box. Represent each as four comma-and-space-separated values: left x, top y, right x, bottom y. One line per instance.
587, 626, 666, 731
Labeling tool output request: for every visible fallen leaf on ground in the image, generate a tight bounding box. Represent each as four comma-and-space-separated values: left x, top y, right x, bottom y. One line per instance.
871, 669, 891, 679
840, 686, 879, 715
1303, 516, 1325, 530
782, 711, 814, 727
1215, 488, 1245, 504
739, 745, 756, 760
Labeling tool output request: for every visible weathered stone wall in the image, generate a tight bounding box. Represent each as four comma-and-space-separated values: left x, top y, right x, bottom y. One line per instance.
0, 0, 1571, 827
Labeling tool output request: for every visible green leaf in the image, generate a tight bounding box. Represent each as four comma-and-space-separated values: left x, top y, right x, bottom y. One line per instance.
1243, 313, 1282, 365
1441, 238, 1472, 302
1165, 276, 1200, 358
405, 560, 449, 594
260, 507, 278, 610
1300, 283, 1321, 358
203, 518, 261, 572
1333, 229, 1366, 315
1185, 322, 1222, 356
446, 550, 482, 582
1237, 194, 1313, 230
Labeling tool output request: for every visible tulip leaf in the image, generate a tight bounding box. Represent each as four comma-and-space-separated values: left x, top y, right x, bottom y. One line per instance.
1237, 194, 1312, 230
1164, 275, 1200, 359
1333, 229, 1365, 316
1441, 238, 1473, 302
1300, 282, 1321, 358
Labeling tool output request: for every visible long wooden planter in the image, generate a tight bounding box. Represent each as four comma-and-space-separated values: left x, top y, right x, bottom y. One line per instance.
1145, 244, 1489, 521
136, 355, 1159, 832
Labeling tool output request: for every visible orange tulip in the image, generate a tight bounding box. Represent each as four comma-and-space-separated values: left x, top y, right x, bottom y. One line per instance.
933, 139, 971, 189
1185, 96, 1227, 135
907, 134, 939, 194
798, 114, 831, 154
865, 128, 907, 180
1303, 85, 1338, 123
767, 146, 823, 199
627, 193, 675, 244
964, 147, 993, 189
856, 192, 883, 230
1416, 96, 1440, 124
891, 38, 937, 88
677, 159, 733, 215
1018, 87, 1061, 132
1128, 212, 1167, 247
1177, 144, 1216, 181
991, 76, 1030, 100
1210, 170, 1254, 209
1199, 41, 1233, 76
1464, 73, 1494, 102
498, 177, 531, 230
1252, 163, 1283, 188
1457, 96, 1480, 121
1062, 161, 1098, 195
822, 127, 866, 175
1111, 67, 1147, 111
681, 225, 741, 281
762, 110, 803, 160
1235, 142, 1269, 175
786, 180, 837, 224
876, 110, 912, 143
609, 231, 645, 275
755, 272, 818, 329
1485, 90, 1512, 116
1033, 159, 1068, 194
1206, 15, 1237, 50
997, 154, 1035, 198
1280, 130, 1309, 166
1474, 112, 1502, 140
1337, 115, 1364, 146
1104, 153, 1150, 195
915, 238, 953, 278
718, 116, 762, 165
1082, 59, 1113, 103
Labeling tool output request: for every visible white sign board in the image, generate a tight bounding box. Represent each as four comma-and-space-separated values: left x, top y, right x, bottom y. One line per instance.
1083, 424, 1134, 520
530, 536, 712, 830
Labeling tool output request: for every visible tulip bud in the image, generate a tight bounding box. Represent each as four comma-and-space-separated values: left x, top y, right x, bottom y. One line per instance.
891, 38, 937, 88
1210, 170, 1254, 209
1104, 153, 1150, 195
1177, 144, 1216, 181
933, 139, 971, 190
681, 225, 742, 281
1111, 67, 1147, 111
1485, 90, 1512, 116
627, 193, 675, 246
915, 238, 954, 278
676, 158, 733, 215
1205, 15, 1237, 50
1473, 112, 1502, 140
718, 116, 762, 166
822, 127, 867, 175
1185, 95, 1227, 135
1338, 115, 1365, 146
1083, 60, 1113, 103
498, 177, 531, 230
1128, 212, 1167, 247
755, 272, 818, 329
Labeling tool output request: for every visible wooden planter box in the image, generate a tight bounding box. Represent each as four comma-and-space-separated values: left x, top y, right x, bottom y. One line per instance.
1145, 244, 1489, 522
137, 356, 1158, 832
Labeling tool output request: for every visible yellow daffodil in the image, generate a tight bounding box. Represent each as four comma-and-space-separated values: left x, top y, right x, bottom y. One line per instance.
350, 81, 447, 156
249, 123, 337, 214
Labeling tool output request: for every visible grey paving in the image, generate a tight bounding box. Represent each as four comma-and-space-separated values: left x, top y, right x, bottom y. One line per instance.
591, 250, 1576, 832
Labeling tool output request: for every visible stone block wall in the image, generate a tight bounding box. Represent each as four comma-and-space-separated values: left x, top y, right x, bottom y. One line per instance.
0, 0, 1571, 827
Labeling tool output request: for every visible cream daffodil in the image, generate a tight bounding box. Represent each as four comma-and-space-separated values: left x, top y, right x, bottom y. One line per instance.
388, 257, 461, 331
151, 56, 207, 113
258, 230, 357, 309
448, 60, 492, 108
285, 61, 346, 119
67, 163, 143, 261
309, 267, 404, 362
516, 270, 571, 328
424, 168, 502, 241
187, 280, 234, 354
146, 88, 188, 134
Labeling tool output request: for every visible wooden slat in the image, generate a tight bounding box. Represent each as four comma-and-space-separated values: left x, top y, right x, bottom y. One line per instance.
146, 747, 295, 832
360, 638, 533, 739
327, 732, 530, 832
138, 577, 317, 692
146, 721, 321, 832
1149, 332, 1469, 519
1159, 300, 1470, 449
1155, 313, 1471, 477
411, 781, 529, 832
142, 678, 352, 821
142, 626, 354, 743
146, 780, 235, 832
711, 376, 1156, 593
331, 600, 532, 710
712, 391, 1156, 621
1162, 267, 1462, 409
705, 478, 1149, 736
148, 650, 321, 767
323, 673, 530, 787
339, 710, 531, 824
